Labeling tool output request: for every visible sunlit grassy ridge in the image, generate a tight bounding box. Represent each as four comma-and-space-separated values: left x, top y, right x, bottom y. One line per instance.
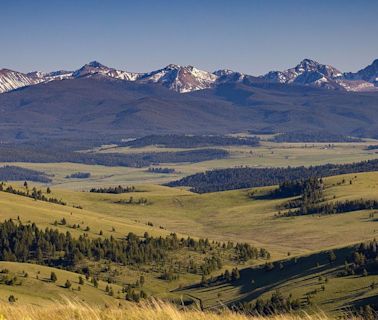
0, 300, 334, 320
0, 171, 377, 315
2, 172, 377, 258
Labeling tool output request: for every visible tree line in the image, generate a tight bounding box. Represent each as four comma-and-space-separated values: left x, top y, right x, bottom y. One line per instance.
168, 159, 378, 193
0, 183, 66, 206
66, 172, 91, 179
0, 166, 51, 183
0, 219, 268, 278
232, 291, 301, 316
270, 131, 361, 143
282, 199, 378, 217
147, 167, 176, 174
0, 144, 228, 168
90, 185, 136, 194
121, 134, 260, 148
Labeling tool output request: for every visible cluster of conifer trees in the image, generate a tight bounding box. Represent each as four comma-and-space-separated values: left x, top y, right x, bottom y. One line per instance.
65, 172, 91, 179
232, 291, 301, 316
147, 167, 175, 174
269, 178, 378, 217
0, 183, 66, 206
339, 240, 378, 277
116, 197, 149, 205
90, 185, 136, 194
0, 220, 267, 279
284, 199, 378, 217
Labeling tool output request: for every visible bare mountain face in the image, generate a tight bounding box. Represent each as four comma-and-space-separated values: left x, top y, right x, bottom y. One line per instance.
2, 58, 378, 95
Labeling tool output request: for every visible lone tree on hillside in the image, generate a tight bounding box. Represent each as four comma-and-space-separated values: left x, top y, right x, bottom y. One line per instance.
50, 272, 57, 283
65, 280, 72, 289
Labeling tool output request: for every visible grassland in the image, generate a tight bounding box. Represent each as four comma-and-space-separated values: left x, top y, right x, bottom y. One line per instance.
0, 261, 122, 306
1, 140, 378, 315
0, 174, 376, 315
1, 139, 378, 190
182, 243, 378, 317
1, 171, 378, 259
0, 300, 335, 320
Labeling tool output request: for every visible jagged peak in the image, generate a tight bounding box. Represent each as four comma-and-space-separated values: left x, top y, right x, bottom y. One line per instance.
86, 61, 106, 68
298, 58, 320, 66
213, 69, 235, 76
164, 64, 182, 70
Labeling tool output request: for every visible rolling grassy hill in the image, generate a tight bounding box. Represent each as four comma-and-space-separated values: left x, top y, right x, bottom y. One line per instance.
1, 171, 378, 258
181, 242, 378, 317
0, 170, 377, 315
0, 261, 122, 306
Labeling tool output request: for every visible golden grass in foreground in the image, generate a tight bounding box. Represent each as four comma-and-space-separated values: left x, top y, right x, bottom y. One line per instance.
0, 300, 337, 320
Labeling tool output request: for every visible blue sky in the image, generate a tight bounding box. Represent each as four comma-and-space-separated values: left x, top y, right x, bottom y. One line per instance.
1, 0, 377, 74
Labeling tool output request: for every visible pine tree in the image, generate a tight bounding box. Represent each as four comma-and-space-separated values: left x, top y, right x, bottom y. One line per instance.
50, 272, 57, 283
65, 279, 72, 289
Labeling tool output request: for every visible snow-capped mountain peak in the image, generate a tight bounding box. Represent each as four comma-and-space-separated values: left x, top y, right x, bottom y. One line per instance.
1, 58, 378, 94
261, 59, 344, 89
72, 61, 140, 81
139, 64, 217, 93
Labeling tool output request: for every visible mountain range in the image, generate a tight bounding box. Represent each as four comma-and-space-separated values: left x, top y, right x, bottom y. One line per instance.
1, 58, 378, 144
1, 59, 378, 94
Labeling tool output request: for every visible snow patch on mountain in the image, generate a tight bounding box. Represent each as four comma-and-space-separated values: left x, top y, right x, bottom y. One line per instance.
0, 69, 42, 93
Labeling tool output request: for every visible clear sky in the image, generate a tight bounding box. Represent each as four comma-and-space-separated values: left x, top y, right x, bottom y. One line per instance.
1, 0, 377, 75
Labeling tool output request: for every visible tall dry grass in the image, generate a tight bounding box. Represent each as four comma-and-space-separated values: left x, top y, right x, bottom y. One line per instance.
0, 299, 336, 320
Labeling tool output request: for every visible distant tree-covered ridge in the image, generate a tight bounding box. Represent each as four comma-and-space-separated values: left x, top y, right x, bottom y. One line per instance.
0, 166, 51, 183
270, 131, 362, 143
0, 144, 229, 168
167, 159, 378, 193
66, 172, 91, 179
121, 134, 260, 148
